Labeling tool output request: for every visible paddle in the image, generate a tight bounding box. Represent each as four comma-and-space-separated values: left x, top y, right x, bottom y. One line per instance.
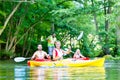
77, 31, 83, 40
64, 31, 84, 52
14, 57, 31, 62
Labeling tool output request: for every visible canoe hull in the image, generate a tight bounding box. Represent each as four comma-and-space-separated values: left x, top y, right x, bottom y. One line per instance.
27, 58, 105, 67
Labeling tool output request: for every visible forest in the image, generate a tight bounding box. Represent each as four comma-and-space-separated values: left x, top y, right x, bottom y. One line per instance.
0, 0, 120, 60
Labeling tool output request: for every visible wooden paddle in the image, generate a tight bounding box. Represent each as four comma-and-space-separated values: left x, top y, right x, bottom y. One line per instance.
14, 57, 31, 62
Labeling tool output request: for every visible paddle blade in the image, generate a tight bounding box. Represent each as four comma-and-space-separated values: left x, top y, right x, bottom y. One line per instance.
77, 31, 83, 40
14, 57, 26, 62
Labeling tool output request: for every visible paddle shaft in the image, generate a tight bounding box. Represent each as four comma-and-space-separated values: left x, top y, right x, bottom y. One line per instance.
14, 57, 31, 62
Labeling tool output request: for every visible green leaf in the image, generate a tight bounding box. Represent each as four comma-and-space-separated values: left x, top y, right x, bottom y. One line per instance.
0, 40, 5, 44
0, 10, 6, 17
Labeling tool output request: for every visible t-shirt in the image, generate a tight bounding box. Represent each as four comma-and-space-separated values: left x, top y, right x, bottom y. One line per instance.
47, 35, 56, 47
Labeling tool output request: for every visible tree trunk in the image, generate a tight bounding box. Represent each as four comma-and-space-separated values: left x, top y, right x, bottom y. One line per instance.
22, 31, 28, 56
25, 29, 33, 57
7, 18, 21, 52
51, 23, 54, 33
70, 34, 72, 48
5, 24, 11, 50
116, 16, 120, 56
91, 0, 98, 33
103, 0, 111, 55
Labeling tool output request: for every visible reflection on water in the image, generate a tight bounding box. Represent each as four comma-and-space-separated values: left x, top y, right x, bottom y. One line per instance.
0, 60, 120, 80
14, 66, 28, 80
29, 67, 105, 80
105, 60, 120, 80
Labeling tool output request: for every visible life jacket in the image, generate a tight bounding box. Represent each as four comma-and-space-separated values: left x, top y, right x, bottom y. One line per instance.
54, 48, 63, 58
54, 49, 58, 57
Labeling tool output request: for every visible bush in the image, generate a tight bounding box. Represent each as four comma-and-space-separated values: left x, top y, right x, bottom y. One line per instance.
0, 50, 13, 60
104, 55, 120, 60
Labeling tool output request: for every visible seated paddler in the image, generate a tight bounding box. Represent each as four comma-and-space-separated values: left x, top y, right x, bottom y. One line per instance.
31, 44, 50, 61
52, 41, 71, 61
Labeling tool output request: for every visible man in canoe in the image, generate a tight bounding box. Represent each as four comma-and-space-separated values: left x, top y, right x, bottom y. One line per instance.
47, 33, 57, 57
31, 44, 50, 61
53, 41, 71, 61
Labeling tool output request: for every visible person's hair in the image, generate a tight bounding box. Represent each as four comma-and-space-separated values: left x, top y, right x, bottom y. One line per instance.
55, 41, 61, 44
38, 44, 42, 47
76, 49, 80, 51
75, 49, 80, 54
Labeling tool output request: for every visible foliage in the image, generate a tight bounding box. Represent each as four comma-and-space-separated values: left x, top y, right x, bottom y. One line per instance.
0, 50, 13, 59
0, 0, 120, 59
104, 55, 120, 60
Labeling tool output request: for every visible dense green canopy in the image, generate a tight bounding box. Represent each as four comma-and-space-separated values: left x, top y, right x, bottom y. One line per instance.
0, 0, 120, 59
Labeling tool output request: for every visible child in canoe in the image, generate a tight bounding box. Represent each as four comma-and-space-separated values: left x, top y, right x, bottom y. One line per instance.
73, 49, 85, 58
73, 49, 89, 60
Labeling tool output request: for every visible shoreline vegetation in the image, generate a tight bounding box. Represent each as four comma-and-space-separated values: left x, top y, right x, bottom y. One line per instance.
104, 55, 120, 60
0, 1, 120, 60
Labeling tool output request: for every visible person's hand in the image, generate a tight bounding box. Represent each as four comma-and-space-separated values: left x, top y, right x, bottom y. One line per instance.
47, 55, 51, 59
68, 46, 71, 50
67, 46, 72, 54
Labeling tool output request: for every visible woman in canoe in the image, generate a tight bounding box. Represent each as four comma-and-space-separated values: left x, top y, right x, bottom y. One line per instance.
53, 41, 71, 61
31, 44, 50, 61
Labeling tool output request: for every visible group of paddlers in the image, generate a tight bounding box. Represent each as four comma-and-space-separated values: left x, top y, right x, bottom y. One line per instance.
31, 33, 86, 61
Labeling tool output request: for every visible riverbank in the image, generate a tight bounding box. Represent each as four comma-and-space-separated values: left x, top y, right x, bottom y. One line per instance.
104, 55, 120, 60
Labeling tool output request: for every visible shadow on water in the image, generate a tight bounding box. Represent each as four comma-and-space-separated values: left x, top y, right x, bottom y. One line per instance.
0, 60, 120, 80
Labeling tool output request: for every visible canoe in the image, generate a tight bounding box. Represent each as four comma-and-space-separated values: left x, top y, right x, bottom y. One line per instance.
27, 58, 105, 67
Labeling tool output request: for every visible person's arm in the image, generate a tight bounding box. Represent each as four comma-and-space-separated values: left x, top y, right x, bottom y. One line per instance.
31, 52, 36, 60
54, 37, 57, 44
62, 47, 71, 54
73, 53, 77, 58
44, 52, 51, 59
46, 36, 49, 40
79, 52, 85, 58
47, 35, 51, 40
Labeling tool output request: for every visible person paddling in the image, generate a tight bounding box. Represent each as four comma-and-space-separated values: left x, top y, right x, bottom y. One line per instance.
53, 41, 71, 61
31, 44, 50, 61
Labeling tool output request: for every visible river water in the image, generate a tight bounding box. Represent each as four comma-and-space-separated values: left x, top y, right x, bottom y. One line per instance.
0, 60, 120, 80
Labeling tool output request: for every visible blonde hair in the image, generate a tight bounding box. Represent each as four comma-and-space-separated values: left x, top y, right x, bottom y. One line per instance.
55, 41, 61, 44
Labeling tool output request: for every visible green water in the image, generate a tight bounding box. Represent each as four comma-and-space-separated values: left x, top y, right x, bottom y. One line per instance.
0, 60, 120, 80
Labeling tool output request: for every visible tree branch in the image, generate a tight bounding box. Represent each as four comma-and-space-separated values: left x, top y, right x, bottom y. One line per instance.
0, 2, 22, 36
